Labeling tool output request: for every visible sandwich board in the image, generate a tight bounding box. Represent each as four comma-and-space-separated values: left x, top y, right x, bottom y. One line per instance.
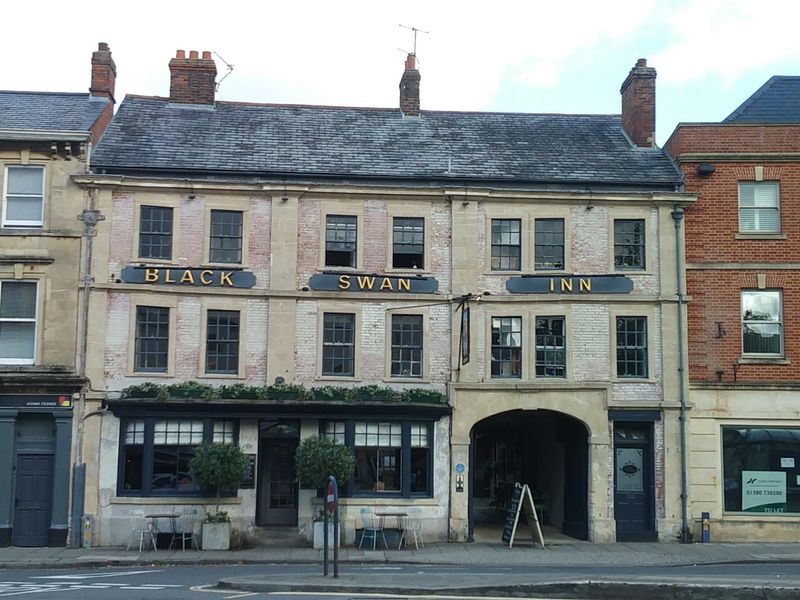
501, 483, 545, 549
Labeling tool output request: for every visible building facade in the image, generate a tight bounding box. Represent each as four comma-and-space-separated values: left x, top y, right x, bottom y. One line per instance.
666, 77, 800, 542
0, 43, 115, 547
78, 53, 693, 546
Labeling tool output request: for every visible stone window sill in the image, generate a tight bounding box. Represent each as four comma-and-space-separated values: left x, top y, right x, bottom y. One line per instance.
738, 357, 790, 365
735, 232, 787, 240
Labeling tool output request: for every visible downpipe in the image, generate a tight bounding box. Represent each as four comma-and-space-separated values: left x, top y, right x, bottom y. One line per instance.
672, 206, 690, 543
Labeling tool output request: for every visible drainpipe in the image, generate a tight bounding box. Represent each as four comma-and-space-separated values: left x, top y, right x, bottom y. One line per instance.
671, 206, 690, 543
70, 186, 104, 548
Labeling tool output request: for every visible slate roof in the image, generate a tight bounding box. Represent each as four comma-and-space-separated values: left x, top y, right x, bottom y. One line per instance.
0, 91, 109, 133
92, 95, 682, 188
724, 76, 800, 124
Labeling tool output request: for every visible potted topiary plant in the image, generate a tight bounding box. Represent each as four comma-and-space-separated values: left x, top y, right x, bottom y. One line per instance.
189, 442, 249, 550
294, 436, 355, 548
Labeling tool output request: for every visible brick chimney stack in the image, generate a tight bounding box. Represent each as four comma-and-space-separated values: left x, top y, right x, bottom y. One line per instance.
169, 50, 217, 105
90, 42, 116, 102
620, 58, 657, 148
399, 53, 421, 117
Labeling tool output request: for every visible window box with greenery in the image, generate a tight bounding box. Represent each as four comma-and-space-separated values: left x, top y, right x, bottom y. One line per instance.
295, 436, 355, 548
189, 442, 248, 550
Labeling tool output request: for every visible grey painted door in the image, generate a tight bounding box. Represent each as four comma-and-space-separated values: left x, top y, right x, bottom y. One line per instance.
12, 454, 54, 547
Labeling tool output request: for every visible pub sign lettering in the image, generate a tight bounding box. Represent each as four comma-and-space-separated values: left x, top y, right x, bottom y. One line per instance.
121, 266, 256, 288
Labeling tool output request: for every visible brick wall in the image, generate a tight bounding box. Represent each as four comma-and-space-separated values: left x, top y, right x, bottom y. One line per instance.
668, 123, 800, 384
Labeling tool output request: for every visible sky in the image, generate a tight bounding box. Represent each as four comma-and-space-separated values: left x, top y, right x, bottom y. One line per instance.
3, 0, 799, 145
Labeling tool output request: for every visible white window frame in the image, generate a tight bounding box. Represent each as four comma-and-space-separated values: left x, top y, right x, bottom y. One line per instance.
739, 181, 780, 233
741, 289, 783, 357
2, 165, 45, 228
0, 280, 38, 365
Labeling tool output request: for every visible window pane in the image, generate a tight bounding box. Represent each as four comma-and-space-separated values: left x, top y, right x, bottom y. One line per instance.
134, 306, 169, 372
535, 316, 566, 377
139, 206, 173, 260
0, 281, 36, 318
739, 182, 779, 232
723, 427, 800, 513
125, 420, 146, 445
411, 447, 429, 493
213, 420, 236, 444
5, 197, 43, 223
323, 421, 346, 444
491, 219, 521, 271
742, 291, 782, 355
534, 218, 564, 270
391, 314, 423, 378
354, 447, 401, 492
123, 445, 144, 492
491, 316, 522, 378
392, 217, 424, 269
322, 313, 355, 376
614, 220, 645, 270
616, 316, 648, 378
7, 167, 43, 194
206, 310, 240, 374
325, 215, 357, 267
0, 322, 35, 359
209, 210, 243, 264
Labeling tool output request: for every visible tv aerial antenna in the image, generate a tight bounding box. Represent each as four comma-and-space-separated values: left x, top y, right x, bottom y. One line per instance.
398, 24, 429, 57
213, 51, 235, 91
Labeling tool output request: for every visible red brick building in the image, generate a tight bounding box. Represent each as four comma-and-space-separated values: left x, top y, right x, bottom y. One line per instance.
666, 77, 800, 541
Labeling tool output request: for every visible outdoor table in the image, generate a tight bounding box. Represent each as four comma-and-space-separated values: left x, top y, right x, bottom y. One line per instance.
145, 513, 178, 535
375, 511, 408, 549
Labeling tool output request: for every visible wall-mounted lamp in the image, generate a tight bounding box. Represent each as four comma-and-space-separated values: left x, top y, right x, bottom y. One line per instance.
697, 163, 716, 177
281, 196, 289, 202
462, 200, 470, 206
586, 203, 594, 211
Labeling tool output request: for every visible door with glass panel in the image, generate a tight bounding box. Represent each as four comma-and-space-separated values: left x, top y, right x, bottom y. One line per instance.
257, 421, 299, 526
613, 422, 656, 541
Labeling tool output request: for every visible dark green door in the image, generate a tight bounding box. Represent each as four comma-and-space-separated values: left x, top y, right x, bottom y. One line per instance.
614, 423, 656, 541
12, 454, 54, 547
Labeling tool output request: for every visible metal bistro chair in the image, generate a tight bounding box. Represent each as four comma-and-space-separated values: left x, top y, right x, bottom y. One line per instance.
126, 510, 157, 552
169, 510, 198, 551
358, 508, 387, 550
398, 508, 424, 550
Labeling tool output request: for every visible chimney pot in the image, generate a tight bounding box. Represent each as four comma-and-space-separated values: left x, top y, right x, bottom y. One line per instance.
620, 58, 657, 148
169, 49, 217, 105
90, 42, 116, 103
399, 53, 421, 117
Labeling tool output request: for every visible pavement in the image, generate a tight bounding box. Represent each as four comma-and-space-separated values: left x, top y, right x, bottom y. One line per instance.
1, 540, 800, 570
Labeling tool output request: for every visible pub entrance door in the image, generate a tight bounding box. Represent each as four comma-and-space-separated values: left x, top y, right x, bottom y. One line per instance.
256, 421, 300, 526
613, 422, 656, 541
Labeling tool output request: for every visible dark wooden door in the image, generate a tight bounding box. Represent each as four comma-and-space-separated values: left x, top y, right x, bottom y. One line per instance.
13, 454, 54, 547
258, 438, 298, 526
614, 423, 656, 541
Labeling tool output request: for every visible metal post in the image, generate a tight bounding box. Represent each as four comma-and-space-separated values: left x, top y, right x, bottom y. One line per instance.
323, 497, 329, 577
332, 476, 339, 578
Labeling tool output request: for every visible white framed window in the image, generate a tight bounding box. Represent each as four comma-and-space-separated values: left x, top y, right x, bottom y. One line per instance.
2, 165, 45, 227
739, 182, 779, 233
0, 280, 37, 364
742, 290, 783, 356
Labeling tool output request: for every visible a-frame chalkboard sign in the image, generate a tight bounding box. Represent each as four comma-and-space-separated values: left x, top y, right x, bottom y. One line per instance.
501, 483, 546, 549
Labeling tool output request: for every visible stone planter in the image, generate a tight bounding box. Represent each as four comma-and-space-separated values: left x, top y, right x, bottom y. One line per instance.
313, 521, 341, 549
201, 522, 231, 550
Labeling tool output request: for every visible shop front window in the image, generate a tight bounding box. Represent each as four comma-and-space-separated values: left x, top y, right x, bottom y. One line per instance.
320, 419, 433, 497
118, 418, 237, 497
723, 427, 800, 514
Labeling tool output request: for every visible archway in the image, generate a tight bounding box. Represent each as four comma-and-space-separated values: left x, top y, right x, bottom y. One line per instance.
469, 409, 589, 542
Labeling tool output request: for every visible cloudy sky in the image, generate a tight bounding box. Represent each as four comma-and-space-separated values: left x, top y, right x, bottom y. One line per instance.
4, 0, 798, 144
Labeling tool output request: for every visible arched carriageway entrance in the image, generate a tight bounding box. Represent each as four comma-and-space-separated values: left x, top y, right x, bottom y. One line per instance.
469, 410, 589, 542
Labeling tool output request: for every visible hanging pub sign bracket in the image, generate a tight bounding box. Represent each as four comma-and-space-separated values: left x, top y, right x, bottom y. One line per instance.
501, 482, 546, 549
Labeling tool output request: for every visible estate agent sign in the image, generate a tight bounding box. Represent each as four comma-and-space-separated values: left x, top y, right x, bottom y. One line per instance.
742, 470, 787, 513
121, 266, 256, 288
507, 275, 633, 294
309, 273, 439, 294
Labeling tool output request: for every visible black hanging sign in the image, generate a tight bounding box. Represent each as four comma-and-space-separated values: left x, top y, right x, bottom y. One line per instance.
239, 454, 257, 489
460, 303, 470, 366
